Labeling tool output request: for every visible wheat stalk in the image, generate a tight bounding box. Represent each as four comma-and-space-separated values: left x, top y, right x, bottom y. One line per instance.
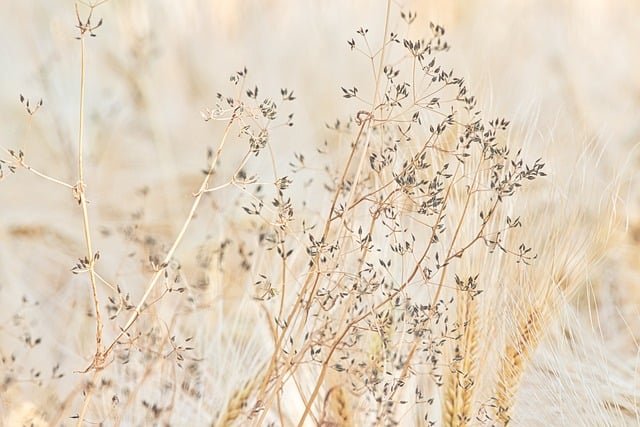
320, 384, 353, 427
442, 290, 478, 427
494, 308, 542, 425
214, 372, 262, 427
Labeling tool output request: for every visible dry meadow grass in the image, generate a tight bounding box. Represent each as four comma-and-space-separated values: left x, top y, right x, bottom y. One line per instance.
1, 1, 639, 426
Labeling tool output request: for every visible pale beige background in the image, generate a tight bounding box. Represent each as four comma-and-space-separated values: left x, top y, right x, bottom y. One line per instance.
1, 1, 639, 425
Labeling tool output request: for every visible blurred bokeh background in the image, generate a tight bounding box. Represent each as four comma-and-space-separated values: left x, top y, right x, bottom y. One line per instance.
1, 1, 639, 425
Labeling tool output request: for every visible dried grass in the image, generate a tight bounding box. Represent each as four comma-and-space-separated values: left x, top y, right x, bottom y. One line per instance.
1, 1, 639, 426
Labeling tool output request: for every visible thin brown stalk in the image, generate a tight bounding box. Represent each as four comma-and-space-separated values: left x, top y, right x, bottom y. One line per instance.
295, 2, 394, 424
73, 2, 108, 423
102, 108, 240, 357
253, 111, 372, 420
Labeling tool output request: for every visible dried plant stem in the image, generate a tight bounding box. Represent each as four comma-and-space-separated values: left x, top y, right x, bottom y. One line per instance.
265, 160, 454, 425
287, 170, 454, 424
293, 3, 393, 422
77, 13, 102, 353
253, 114, 372, 420
432, 157, 483, 305
254, 8, 394, 427
76, 370, 101, 427
0, 147, 74, 188
48, 378, 88, 425
103, 108, 240, 357
72, 4, 240, 412
74, 4, 105, 423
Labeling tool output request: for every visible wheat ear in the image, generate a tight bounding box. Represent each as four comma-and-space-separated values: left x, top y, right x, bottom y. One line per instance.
214, 374, 260, 427
319, 385, 353, 427
494, 308, 542, 425
442, 293, 478, 427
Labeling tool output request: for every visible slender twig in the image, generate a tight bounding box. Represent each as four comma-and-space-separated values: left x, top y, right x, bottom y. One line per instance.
101, 108, 240, 358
